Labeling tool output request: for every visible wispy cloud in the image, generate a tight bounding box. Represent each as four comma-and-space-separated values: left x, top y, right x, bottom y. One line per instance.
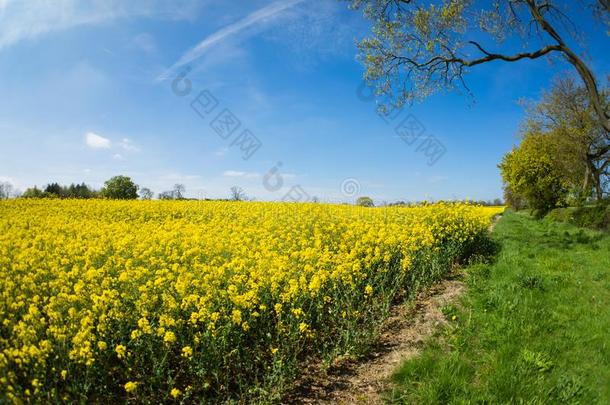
223, 170, 260, 179
119, 138, 140, 152
0, 0, 205, 50
85, 132, 111, 149
157, 0, 305, 81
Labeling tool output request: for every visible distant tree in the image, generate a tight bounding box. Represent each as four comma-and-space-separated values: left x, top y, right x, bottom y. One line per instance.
389, 201, 408, 207
23, 183, 97, 199
44, 183, 65, 198
173, 184, 186, 200
100, 176, 139, 200
351, 0, 610, 134
356, 196, 375, 207
21, 187, 44, 199
158, 191, 173, 200
0, 182, 13, 199
157, 184, 186, 200
493, 198, 503, 207
230, 186, 246, 201
139, 188, 154, 200
66, 183, 95, 199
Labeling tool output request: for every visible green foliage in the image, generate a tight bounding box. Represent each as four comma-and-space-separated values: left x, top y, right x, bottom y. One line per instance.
547, 205, 610, 231
21, 187, 44, 199
100, 176, 139, 200
503, 185, 527, 210
388, 212, 610, 404
356, 196, 374, 207
500, 133, 569, 215
502, 78, 609, 211
523, 77, 609, 202
21, 183, 97, 199
350, 0, 609, 136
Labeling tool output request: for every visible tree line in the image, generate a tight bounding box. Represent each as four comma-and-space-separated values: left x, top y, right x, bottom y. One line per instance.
14, 176, 166, 200
3, 176, 251, 202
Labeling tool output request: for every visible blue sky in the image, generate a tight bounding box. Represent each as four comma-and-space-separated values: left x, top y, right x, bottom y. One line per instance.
0, 0, 608, 203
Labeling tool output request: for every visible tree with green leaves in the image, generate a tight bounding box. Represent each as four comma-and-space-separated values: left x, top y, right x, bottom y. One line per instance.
523, 77, 609, 201
21, 187, 44, 199
350, 0, 610, 134
101, 176, 139, 200
44, 183, 65, 198
500, 132, 569, 214
356, 196, 375, 207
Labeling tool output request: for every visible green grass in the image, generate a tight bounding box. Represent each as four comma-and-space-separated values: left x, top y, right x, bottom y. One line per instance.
388, 210, 610, 404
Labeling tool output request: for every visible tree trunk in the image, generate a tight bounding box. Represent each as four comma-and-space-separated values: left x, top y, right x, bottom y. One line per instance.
583, 164, 591, 201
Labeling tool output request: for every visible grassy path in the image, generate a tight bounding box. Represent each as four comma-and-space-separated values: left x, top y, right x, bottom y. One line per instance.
388, 211, 610, 404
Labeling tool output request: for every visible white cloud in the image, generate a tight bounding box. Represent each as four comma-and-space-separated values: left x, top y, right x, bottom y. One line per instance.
157, 0, 305, 81
85, 132, 111, 149
223, 170, 260, 178
112, 153, 125, 161
223, 170, 246, 177
0, 0, 206, 50
263, 0, 357, 67
119, 138, 140, 152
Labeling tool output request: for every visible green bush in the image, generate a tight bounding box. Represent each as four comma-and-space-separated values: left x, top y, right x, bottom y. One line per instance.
546, 205, 610, 231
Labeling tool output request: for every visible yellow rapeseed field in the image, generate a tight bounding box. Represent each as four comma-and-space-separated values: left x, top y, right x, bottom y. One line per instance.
0, 200, 502, 402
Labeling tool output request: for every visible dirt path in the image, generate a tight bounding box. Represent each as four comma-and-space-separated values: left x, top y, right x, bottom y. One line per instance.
289, 275, 466, 404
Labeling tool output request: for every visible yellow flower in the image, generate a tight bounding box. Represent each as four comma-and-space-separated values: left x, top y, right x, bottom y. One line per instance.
181, 346, 193, 359
231, 309, 242, 325
115, 345, 127, 359
163, 331, 176, 345
124, 381, 138, 393
170, 388, 181, 398
0, 199, 500, 399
